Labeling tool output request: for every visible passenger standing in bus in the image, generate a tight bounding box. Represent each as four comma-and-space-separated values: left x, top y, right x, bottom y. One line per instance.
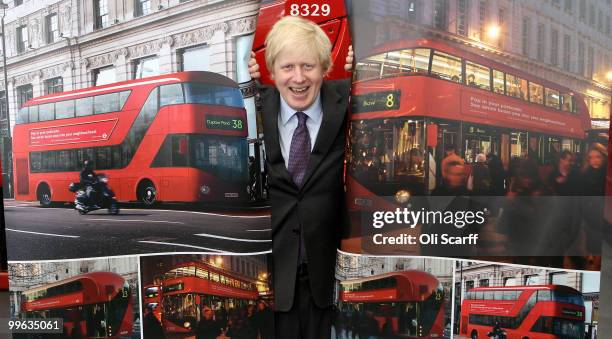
248, 16, 351, 339
548, 150, 579, 195
441, 145, 465, 180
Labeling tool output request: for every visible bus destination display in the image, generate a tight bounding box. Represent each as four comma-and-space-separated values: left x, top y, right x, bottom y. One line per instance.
206, 115, 245, 131
352, 90, 401, 113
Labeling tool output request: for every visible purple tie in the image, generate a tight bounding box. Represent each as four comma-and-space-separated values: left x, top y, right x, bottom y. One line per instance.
287, 111, 310, 264
287, 111, 311, 186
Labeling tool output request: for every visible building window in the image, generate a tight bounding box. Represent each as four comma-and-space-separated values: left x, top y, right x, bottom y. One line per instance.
457, 0, 468, 36
17, 84, 33, 109
564, 0, 572, 13
522, 17, 531, 56
537, 24, 545, 62
552, 0, 560, 7
563, 34, 571, 71
578, 40, 585, 76
433, 0, 448, 30
133, 56, 160, 79
0, 91, 7, 120
589, 3, 595, 27
134, 0, 151, 17
14, 0, 22, 6
587, 46, 594, 78
524, 275, 540, 285
550, 29, 558, 66
479, 279, 489, 287
44, 77, 63, 95
94, 0, 109, 30
405, 1, 419, 23
607, 16, 611, 36
93, 66, 116, 86
549, 272, 568, 285
45, 13, 59, 44
498, 8, 506, 48
479, 0, 487, 40
465, 280, 474, 290
598, 11, 604, 32
180, 45, 210, 71
16, 25, 28, 53
503, 277, 516, 286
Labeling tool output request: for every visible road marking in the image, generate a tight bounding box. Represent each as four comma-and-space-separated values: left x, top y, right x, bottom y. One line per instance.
86, 218, 185, 224
138, 241, 224, 252
246, 229, 272, 232
194, 233, 271, 242
129, 208, 270, 219
6, 228, 80, 238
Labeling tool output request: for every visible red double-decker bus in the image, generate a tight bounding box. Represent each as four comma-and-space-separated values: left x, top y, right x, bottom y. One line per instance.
337, 270, 446, 338
20, 272, 133, 338
347, 38, 591, 208
460, 285, 586, 339
13, 71, 249, 207
143, 284, 162, 322
159, 261, 259, 333
253, 0, 352, 85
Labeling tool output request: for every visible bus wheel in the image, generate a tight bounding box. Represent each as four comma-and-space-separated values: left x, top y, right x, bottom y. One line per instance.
37, 184, 52, 207
470, 330, 478, 339
138, 180, 157, 206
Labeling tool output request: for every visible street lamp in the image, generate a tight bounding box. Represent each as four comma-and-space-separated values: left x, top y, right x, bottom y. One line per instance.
606, 71, 612, 82
0, 1, 11, 198
486, 24, 501, 40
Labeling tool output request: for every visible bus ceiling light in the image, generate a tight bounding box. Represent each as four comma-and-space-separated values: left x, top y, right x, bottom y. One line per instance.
486, 25, 501, 40
200, 185, 210, 194
184, 321, 191, 328
395, 189, 411, 204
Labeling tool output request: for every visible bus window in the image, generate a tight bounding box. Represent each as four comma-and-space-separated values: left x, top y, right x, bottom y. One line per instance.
55, 100, 75, 119
506, 74, 526, 100
17, 107, 28, 123
465, 61, 490, 90
355, 53, 385, 81
39, 103, 55, 121
492, 70, 505, 94
561, 93, 574, 112
381, 48, 431, 77
545, 88, 560, 109
184, 83, 244, 108
529, 82, 544, 104
94, 92, 120, 114
195, 267, 208, 279
537, 290, 551, 301
160, 83, 185, 106
431, 51, 462, 83
76, 97, 93, 117
119, 90, 130, 108
483, 291, 494, 300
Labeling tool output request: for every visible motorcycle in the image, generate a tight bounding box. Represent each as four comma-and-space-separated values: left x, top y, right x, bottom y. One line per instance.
69, 174, 119, 215
487, 330, 508, 339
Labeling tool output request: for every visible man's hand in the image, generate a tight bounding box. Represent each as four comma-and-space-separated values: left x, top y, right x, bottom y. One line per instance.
344, 45, 354, 72
248, 51, 261, 80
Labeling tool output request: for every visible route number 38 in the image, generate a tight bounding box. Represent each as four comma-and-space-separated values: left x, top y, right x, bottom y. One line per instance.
290, 3, 331, 17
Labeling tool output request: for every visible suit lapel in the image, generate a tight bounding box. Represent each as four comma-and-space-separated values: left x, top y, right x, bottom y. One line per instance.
300, 81, 345, 189
261, 86, 296, 189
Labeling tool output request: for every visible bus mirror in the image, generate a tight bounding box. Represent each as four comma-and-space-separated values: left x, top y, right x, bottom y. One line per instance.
427, 124, 438, 147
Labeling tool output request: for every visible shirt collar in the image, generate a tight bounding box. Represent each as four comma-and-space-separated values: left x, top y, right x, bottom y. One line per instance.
279, 93, 322, 126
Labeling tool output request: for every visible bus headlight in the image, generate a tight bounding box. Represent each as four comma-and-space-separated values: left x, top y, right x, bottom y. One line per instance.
200, 185, 210, 194
184, 322, 191, 328
394, 189, 411, 204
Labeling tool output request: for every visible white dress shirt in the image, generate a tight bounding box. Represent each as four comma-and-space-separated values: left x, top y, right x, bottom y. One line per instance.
277, 94, 323, 169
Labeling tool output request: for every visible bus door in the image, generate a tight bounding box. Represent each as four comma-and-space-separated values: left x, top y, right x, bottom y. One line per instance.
464, 128, 499, 162
15, 157, 29, 195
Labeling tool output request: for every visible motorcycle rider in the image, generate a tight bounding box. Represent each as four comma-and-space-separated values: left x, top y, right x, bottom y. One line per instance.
80, 160, 99, 207
489, 322, 506, 338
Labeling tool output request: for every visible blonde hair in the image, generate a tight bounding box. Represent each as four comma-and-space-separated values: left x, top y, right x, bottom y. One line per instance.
264, 16, 332, 73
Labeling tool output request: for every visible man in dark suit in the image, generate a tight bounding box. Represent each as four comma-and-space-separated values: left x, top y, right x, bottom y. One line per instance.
249, 16, 350, 339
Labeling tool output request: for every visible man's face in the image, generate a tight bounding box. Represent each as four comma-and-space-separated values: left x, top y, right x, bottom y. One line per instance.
559, 154, 572, 171
270, 47, 327, 112
588, 150, 604, 169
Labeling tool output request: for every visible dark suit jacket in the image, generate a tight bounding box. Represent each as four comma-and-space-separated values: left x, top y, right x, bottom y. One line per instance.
260, 79, 350, 311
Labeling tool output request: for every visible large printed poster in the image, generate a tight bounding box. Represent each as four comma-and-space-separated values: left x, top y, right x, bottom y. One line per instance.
0, 0, 610, 338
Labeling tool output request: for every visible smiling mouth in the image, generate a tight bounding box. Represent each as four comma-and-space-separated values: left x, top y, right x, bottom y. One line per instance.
290, 87, 309, 95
